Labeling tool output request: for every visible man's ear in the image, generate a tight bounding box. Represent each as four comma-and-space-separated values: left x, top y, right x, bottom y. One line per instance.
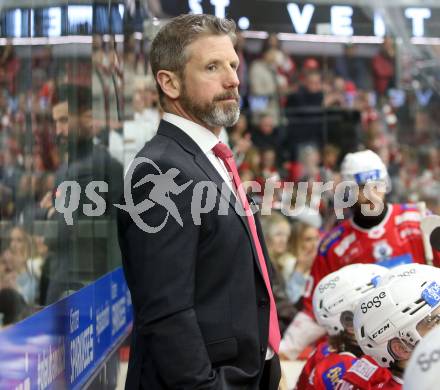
156, 70, 181, 100
340, 311, 354, 334
389, 338, 412, 361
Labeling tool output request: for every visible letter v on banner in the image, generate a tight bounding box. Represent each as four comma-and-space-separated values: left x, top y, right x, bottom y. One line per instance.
286, 3, 315, 34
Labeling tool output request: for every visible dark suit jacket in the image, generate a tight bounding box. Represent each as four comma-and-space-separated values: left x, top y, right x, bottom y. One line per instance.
117, 120, 278, 389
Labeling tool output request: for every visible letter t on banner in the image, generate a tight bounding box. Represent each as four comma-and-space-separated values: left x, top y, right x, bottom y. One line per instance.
405, 8, 431, 37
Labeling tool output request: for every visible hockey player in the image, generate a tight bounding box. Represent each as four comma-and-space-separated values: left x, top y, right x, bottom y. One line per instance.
280, 150, 440, 359
295, 263, 387, 389
403, 324, 440, 390
337, 266, 440, 389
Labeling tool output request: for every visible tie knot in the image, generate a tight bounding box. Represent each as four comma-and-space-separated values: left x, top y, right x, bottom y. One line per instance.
212, 142, 233, 161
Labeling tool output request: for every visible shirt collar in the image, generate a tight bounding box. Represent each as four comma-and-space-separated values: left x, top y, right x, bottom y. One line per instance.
162, 112, 219, 154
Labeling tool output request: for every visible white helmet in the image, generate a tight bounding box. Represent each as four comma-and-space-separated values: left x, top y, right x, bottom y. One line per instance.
313, 263, 388, 336
340, 150, 388, 185
354, 266, 440, 367
403, 326, 440, 390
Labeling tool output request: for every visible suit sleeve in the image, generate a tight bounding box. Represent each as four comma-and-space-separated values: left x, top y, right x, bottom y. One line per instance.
119, 161, 221, 389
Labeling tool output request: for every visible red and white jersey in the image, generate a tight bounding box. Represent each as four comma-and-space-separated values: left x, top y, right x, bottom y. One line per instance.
303, 203, 440, 316
305, 352, 357, 390
336, 355, 402, 390
295, 341, 333, 390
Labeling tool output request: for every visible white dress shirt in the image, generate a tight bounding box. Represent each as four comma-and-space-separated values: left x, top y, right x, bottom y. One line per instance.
162, 113, 235, 192
163, 113, 275, 360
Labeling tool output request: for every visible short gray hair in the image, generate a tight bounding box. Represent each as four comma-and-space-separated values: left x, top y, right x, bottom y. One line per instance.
150, 14, 237, 105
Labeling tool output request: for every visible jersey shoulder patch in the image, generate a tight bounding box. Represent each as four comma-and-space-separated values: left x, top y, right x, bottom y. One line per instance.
319, 226, 345, 256
347, 357, 378, 381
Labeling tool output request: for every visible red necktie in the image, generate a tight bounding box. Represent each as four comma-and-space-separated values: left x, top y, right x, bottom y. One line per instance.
212, 142, 281, 353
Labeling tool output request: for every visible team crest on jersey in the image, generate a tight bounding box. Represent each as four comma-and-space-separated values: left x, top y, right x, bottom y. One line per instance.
322, 362, 346, 390
373, 240, 393, 261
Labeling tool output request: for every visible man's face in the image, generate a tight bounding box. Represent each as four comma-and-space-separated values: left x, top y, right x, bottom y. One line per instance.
178, 35, 240, 130
52, 101, 68, 140
259, 116, 274, 135
52, 101, 93, 143
305, 73, 322, 94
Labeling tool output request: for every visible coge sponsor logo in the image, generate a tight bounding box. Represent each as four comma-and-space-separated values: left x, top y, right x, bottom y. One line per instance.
371, 322, 391, 339
318, 276, 340, 293
397, 269, 416, 277
417, 349, 440, 372
361, 291, 386, 313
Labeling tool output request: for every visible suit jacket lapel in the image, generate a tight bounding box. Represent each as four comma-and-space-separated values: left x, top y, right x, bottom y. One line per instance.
157, 121, 264, 276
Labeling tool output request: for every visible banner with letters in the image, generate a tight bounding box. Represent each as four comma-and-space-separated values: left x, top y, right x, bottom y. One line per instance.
0, 267, 133, 390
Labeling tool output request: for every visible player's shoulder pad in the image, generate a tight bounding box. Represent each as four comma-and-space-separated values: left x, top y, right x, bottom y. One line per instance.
400, 203, 419, 211
319, 226, 345, 256
395, 203, 425, 225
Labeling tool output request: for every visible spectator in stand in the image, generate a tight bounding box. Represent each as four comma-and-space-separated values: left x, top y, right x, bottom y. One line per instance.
286, 70, 323, 109
285, 220, 320, 305
132, 89, 146, 120
0, 226, 39, 304
1, 148, 23, 200
228, 114, 252, 167
261, 212, 298, 334
321, 144, 340, 182
0, 42, 20, 96
46, 84, 123, 303
335, 43, 368, 90
251, 112, 285, 154
249, 48, 282, 126
261, 33, 296, 97
238, 147, 262, 184
285, 144, 321, 183
323, 75, 350, 108
256, 147, 283, 203
372, 36, 396, 97
229, 113, 249, 147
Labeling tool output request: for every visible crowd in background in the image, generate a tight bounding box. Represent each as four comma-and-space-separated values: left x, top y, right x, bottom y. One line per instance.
0, 30, 439, 328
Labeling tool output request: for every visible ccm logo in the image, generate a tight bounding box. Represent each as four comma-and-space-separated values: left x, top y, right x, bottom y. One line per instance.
371, 322, 391, 339
361, 291, 386, 313
417, 349, 440, 372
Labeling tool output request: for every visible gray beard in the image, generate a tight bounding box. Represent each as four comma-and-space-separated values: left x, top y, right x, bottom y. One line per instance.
180, 85, 240, 128
199, 102, 240, 128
